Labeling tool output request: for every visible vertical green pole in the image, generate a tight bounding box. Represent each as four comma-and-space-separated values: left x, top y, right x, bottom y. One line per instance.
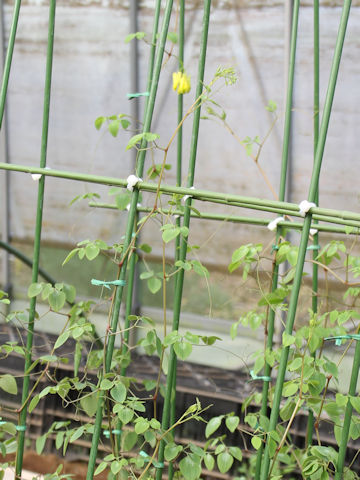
306, 0, 320, 449
260, 2, 352, 479
155, 2, 211, 479
168, 2, 184, 479
145, 0, 161, 111
0, 0, 21, 128
86, 2, 173, 478
335, 340, 360, 479
254, 3, 299, 478
14, 1, 56, 478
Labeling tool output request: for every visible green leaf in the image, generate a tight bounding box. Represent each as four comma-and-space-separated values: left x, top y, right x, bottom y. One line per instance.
251, 436, 262, 450
94, 462, 107, 476
180, 226, 189, 237
282, 332, 295, 347
108, 120, 120, 137
123, 431, 138, 451
162, 226, 180, 243
94, 116, 106, 130
139, 243, 152, 253
288, 357, 302, 372
203, 453, 215, 471
164, 443, 183, 461
179, 454, 201, 480
36, 434, 47, 455
110, 383, 127, 403
118, 407, 134, 424
0, 374, 17, 395
27, 282, 43, 298
85, 243, 100, 261
144, 132, 160, 142
147, 277, 162, 294
111, 461, 124, 475
62, 248, 80, 266
70, 426, 85, 443
174, 340, 192, 360
55, 431, 65, 450
266, 100, 277, 112
49, 290, 66, 311
283, 381, 298, 397
191, 260, 209, 277
54, 330, 70, 350
121, 119, 130, 130
100, 378, 114, 390
280, 398, 296, 421
115, 192, 132, 210
228, 446, 242, 462
350, 396, 360, 414
167, 32, 178, 43
126, 133, 144, 150
217, 451, 233, 474
125, 31, 146, 43
205, 416, 222, 438
225, 415, 239, 433
126, 132, 159, 151
29, 395, 40, 413
63, 284, 76, 303
134, 418, 149, 434
80, 392, 98, 417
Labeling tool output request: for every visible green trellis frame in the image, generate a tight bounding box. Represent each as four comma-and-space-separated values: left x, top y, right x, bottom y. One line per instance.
0, 1, 359, 480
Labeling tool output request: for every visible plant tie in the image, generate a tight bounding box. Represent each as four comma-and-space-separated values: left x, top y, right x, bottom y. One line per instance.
103, 429, 122, 438
127, 92, 150, 99
15, 425, 27, 431
249, 370, 271, 382
325, 334, 360, 346
139, 450, 164, 468
91, 279, 126, 289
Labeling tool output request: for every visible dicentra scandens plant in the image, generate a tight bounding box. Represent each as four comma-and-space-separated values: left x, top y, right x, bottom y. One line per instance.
1, 1, 360, 480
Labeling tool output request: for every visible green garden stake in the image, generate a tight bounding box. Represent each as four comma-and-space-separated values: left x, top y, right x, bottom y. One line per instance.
260, 2, 352, 478
156, 2, 212, 479
306, 0, 320, 451
86, 1, 174, 477
0, 0, 21, 129
168, 2, 184, 479
334, 339, 360, 479
15, 1, 56, 477
255, 3, 300, 477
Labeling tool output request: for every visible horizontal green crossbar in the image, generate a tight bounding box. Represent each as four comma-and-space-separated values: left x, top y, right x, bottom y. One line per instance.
88, 202, 360, 235
2, 162, 360, 226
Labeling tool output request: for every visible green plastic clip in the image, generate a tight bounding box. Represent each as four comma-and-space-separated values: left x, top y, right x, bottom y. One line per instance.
16, 425, 27, 431
271, 244, 279, 253
91, 279, 126, 290
325, 334, 360, 346
103, 429, 122, 438
139, 450, 164, 468
307, 245, 321, 251
127, 92, 150, 99
250, 370, 271, 382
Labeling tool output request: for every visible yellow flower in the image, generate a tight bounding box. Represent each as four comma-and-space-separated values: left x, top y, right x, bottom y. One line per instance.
172, 72, 182, 91
172, 71, 191, 94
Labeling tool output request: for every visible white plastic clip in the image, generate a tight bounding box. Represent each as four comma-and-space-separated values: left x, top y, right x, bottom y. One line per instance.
31, 167, 51, 181
298, 200, 316, 217
182, 186, 195, 202
267, 217, 284, 231
310, 228, 318, 236
126, 175, 142, 192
